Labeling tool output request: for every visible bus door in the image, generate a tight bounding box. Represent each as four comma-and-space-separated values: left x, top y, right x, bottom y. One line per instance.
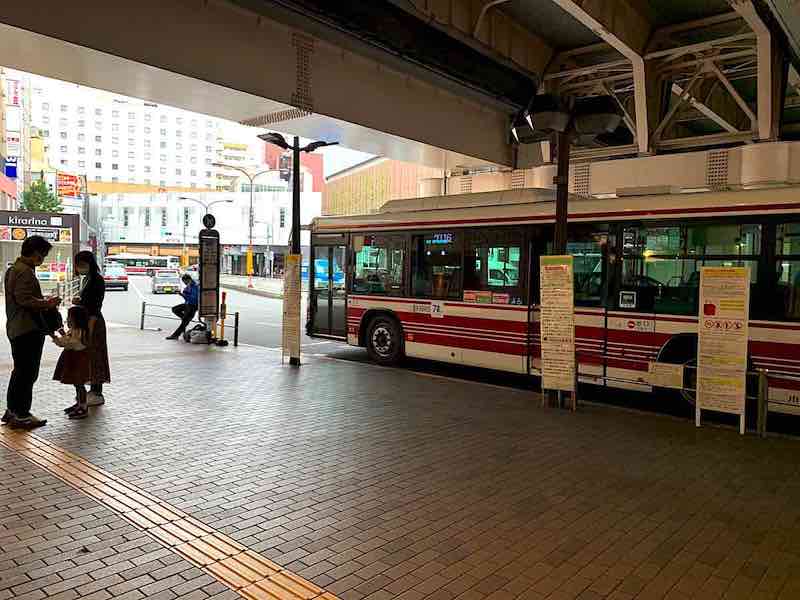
310, 234, 347, 338
526, 231, 549, 375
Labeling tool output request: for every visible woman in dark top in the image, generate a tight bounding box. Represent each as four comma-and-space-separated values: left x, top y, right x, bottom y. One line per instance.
72, 251, 110, 407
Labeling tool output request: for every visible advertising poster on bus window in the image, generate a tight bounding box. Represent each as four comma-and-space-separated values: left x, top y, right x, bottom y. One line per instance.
539, 255, 575, 392
697, 267, 750, 416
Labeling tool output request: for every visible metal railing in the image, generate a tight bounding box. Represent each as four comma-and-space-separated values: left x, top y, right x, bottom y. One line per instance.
139, 300, 240, 347
564, 350, 777, 436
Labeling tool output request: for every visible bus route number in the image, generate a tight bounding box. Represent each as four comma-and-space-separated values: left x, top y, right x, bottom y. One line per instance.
430, 301, 445, 318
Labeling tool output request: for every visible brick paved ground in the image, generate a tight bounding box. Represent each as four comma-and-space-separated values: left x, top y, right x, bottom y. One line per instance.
3, 327, 800, 599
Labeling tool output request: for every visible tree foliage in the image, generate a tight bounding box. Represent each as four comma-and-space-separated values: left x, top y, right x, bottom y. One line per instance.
20, 181, 62, 213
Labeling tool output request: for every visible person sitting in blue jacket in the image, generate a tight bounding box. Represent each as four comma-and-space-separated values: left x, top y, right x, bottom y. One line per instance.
166, 274, 199, 340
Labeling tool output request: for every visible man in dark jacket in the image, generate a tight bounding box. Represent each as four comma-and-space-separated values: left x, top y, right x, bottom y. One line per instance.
166, 274, 199, 340
2, 236, 61, 429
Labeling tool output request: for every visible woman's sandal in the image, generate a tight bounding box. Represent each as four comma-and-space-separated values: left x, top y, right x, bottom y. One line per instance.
68, 406, 89, 420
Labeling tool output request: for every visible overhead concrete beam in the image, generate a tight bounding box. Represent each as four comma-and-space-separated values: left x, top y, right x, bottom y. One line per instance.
0, 0, 515, 167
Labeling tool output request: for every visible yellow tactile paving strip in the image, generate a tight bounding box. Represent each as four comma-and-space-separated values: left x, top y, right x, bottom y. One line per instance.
0, 428, 340, 600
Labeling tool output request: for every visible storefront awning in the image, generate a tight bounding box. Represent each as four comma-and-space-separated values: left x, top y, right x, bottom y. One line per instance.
0, 174, 17, 199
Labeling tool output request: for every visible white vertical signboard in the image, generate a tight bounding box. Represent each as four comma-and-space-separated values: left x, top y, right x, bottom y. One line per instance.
697, 266, 750, 433
539, 255, 575, 392
282, 254, 302, 363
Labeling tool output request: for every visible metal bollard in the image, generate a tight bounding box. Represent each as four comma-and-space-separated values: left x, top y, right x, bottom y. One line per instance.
233, 311, 239, 347
757, 369, 769, 437
140, 301, 146, 330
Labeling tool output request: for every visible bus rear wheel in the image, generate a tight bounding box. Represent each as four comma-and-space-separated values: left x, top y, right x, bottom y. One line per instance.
366, 316, 404, 366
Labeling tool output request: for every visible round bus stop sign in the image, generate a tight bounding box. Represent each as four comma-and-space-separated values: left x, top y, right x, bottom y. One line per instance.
202, 213, 216, 229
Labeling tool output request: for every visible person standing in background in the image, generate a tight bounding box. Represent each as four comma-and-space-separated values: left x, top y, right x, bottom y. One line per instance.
72, 251, 110, 407
2, 236, 61, 429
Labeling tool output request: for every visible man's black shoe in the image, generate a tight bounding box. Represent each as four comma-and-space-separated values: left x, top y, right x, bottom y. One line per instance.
1, 409, 13, 424
165, 335, 179, 340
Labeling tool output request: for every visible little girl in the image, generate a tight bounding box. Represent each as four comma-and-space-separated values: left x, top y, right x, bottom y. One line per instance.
53, 306, 93, 420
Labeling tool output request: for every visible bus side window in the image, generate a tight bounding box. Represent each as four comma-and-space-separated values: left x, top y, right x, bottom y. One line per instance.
411, 232, 462, 300
352, 234, 405, 296
463, 228, 524, 304
567, 226, 608, 307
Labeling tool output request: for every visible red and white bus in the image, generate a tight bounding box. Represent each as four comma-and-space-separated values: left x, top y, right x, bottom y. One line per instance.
309, 186, 800, 416
105, 253, 180, 276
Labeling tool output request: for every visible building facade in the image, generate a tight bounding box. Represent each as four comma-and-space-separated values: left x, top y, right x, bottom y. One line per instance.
28, 76, 221, 190
100, 188, 321, 276
323, 157, 443, 216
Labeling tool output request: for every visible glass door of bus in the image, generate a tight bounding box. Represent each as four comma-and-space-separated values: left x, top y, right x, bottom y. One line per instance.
310, 236, 347, 338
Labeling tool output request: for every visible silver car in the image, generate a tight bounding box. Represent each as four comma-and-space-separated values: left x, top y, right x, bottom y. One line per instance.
151, 271, 182, 294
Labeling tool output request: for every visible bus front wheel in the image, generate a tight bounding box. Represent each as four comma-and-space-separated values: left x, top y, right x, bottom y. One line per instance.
366, 316, 404, 366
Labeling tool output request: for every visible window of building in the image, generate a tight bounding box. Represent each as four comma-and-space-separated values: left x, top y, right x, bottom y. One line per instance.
128, 164, 135, 172
463, 228, 523, 303
78, 160, 85, 168
160, 115, 167, 123
145, 113, 152, 122
95, 121, 103, 130
42, 129, 50, 138
206, 133, 214, 141
176, 142, 183, 150
175, 168, 182, 176
190, 169, 197, 177
160, 154, 167, 162
112, 136, 119, 145
411, 232, 462, 300
128, 151, 135, 159
190, 131, 197, 139
111, 163, 118, 170
112, 176, 119, 183
95, 135, 102, 143
190, 156, 197, 165
279, 207, 286, 228
143, 152, 151, 160
144, 140, 151, 148
112, 110, 120, 118
160, 128, 167, 136
160, 141, 167, 149
351, 234, 405, 296
205, 145, 212, 153
60, 104, 68, 112
160, 167, 167, 175
128, 125, 135, 134
176, 117, 183, 125
60, 132, 67, 139
59, 145, 68, 152
95, 149, 102, 156
77, 133, 85, 141
42, 102, 50, 111
144, 207, 151, 227
144, 165, 151, 173
77, 120, 85, 128
112, 123, 120, 132
128, 112, 136, 120
128, 138, 135, 146
176, 155, 183, 163
77, 106, 86, 115
60, 159, 68, 166
42, 115, 50, 124
183, 207, 190, 227
95, 108, 103, 116
112, 150, 119, 158
78, 147, 85, 154
144, 126, 151, 134
95, 175, 102, 181
161, 208, 168, 227
144, 178, 151, 185
159, 180, 166, 187
59, 118, 68, 127
122, 208, 129, 227
205, 171, 212, 178
176, 130, 182, 138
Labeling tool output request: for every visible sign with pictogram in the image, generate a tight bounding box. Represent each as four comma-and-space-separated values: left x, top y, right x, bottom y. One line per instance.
697, 266, 750, 430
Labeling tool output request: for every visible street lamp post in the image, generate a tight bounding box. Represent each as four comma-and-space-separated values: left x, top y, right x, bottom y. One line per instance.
178, 196, 233, 267
258, 133, 338, 367
211, 164, 279, 288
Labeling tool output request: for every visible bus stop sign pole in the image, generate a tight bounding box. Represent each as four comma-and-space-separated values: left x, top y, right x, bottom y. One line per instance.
198, 213, 220, 339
